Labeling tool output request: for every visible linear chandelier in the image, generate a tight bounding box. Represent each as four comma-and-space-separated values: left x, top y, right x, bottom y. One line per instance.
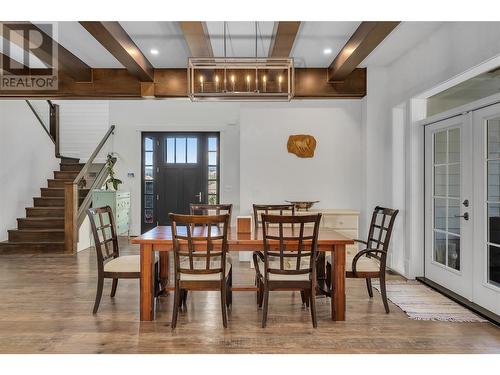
187, 22, 295, 101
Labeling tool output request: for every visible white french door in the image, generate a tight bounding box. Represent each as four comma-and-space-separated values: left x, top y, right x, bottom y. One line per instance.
424, 115, 473, 299
472, 103, 500, 314
425, 105, 500, 315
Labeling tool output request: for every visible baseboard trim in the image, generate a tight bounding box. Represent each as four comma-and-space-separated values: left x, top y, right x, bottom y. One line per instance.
416, 277, 500, 326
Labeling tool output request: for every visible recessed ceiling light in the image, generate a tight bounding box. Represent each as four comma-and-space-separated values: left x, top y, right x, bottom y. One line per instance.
150, 49, 159, 55
323, 48, 332, 55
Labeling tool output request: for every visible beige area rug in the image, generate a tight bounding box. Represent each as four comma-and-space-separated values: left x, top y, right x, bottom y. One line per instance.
372, 280, 487, 322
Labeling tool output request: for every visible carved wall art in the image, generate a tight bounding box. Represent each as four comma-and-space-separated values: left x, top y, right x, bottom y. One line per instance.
287, 134, 317, 158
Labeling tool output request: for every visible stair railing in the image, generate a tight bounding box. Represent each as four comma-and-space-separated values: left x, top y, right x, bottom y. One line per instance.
25, 100, 60, 157
64, 125, 116, 253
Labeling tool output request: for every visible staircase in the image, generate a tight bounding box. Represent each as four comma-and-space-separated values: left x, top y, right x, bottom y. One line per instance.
0, 157, 89, 252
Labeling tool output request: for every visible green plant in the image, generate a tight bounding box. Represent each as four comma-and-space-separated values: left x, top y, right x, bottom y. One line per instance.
104, 154, 122, 190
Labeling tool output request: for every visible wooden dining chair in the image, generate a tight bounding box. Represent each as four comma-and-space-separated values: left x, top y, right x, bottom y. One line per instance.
252, 204, 295, 233
325, 206, 399, 313
252, 213, 322, 328
169, 213, 232, 329
190, 203, 233, 222
87, 206, 159, 314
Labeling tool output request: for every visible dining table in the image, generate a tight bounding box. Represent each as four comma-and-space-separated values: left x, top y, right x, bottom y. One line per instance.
132, 226, 354, 322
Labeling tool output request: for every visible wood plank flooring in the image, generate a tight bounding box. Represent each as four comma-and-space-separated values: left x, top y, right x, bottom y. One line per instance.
0, 240, 499, 354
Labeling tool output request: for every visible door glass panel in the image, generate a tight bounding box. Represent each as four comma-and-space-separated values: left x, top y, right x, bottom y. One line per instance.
488, 245, 500, 287
448, 128, 461, 163
175, 138, 186, 163
448, 164, 460, 197
186, 138, 197, 163
208, 151, 217, 166
434, 166, 447, 196
434, 198, 447, 231
487, 119, 500, 159
166, 138, 175, 163
486, 117, 500, 287
447, 234, 461, 270
434, 231, 446, 265
434, 131, 447, 164
448, 199, 460, 235
487, 160, 500, 201
432, 128, 462, 270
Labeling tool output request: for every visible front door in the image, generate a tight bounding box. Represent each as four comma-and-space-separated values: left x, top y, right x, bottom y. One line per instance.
141, 132, 220, 232
424, 115, 473, 299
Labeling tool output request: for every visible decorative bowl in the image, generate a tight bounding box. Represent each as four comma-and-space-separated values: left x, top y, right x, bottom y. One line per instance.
285, 200, 320, 211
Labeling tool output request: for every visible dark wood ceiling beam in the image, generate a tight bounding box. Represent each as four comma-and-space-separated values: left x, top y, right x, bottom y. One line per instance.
328, 21, 400, 82
79, 21, 154, 82
268, 21, 301, 57
1, 22, 92, 81
0, 67, 366, 99
179, 22, 213, 57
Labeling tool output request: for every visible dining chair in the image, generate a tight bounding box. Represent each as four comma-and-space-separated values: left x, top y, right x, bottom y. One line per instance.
190, 203, 233, 221
87, 206, 159, 314
252, 204, 295, 233
169, 213, 232, 329
252, 213, 322, 328
186, 204, 233, 307
325, 206, 399, 313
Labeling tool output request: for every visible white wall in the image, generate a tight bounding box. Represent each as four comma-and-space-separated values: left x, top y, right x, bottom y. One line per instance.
0, 100, 60, 241
54, 100, 110, 162
239, 100, 363, 215
108, 100, 241, 235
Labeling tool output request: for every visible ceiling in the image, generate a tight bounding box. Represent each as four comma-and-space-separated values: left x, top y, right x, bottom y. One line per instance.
1, 21, 374, 69
1, 21, 445, 71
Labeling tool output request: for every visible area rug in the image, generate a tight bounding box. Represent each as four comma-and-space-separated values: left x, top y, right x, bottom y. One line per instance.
371, 280, 487, 322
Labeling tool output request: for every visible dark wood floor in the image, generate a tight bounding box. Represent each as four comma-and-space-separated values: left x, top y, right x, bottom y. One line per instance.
0, 239, 499, 354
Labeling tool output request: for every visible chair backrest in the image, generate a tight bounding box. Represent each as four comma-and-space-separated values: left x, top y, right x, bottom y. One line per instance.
190, 204, 232, 223
253, 204, 295, 231
365, 206, 399, 260
261, 213, 322, 280
169, 213, 230, 280
87, 206, 119, 271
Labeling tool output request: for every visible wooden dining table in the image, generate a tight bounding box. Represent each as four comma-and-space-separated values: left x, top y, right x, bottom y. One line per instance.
132, 226, 354, 322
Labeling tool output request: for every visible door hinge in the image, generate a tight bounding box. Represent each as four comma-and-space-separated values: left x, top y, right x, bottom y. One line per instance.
156, 167, 159, 173
156, 140, 160, 146
156, 194, 159, 200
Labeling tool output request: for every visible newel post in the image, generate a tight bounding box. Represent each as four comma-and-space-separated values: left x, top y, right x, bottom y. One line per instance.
64, 182, 78, 253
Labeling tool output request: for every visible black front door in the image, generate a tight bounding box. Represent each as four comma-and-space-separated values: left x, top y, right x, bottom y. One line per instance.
141, 132, 220, 232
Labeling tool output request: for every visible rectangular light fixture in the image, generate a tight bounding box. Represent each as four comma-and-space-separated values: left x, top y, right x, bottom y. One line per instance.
187, 57, 294, 101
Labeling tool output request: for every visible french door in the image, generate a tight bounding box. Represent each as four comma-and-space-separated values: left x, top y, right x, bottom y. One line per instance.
472, 103, 500, 314
425, 105, 500, 315
425, 115, 473, 299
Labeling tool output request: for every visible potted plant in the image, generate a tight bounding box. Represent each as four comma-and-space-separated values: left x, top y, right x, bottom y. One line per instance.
105, 153, 122, 190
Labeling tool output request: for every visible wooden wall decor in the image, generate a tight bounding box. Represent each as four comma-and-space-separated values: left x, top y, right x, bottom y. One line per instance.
287, 134, 317, 158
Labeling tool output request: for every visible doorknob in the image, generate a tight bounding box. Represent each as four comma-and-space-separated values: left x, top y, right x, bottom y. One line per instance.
454, 212, 469, 221
195, 192, 202, 203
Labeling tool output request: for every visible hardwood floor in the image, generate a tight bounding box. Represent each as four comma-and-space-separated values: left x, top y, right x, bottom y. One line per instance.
0, 240, 499, 354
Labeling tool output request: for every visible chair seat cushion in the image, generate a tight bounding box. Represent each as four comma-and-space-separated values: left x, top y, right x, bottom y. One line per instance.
104, 254, 158, 273
257, 258, 311, 281
326, 252, 380, 273
179, 259, 231, 281
180, 252, 233, 264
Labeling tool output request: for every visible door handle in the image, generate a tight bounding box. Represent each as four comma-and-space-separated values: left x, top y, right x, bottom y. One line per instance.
195, 192, 202, 203
454, 212, 469, 221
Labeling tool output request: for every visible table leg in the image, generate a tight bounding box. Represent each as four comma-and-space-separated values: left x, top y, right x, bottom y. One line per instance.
140, 244, 155, 321
159, 251, 169, 294
331, 244, 346, 321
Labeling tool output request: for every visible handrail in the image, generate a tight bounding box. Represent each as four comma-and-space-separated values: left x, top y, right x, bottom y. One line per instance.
25, 100, 55, 144
72, 125, 116, 185
76, 157, 116, 227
